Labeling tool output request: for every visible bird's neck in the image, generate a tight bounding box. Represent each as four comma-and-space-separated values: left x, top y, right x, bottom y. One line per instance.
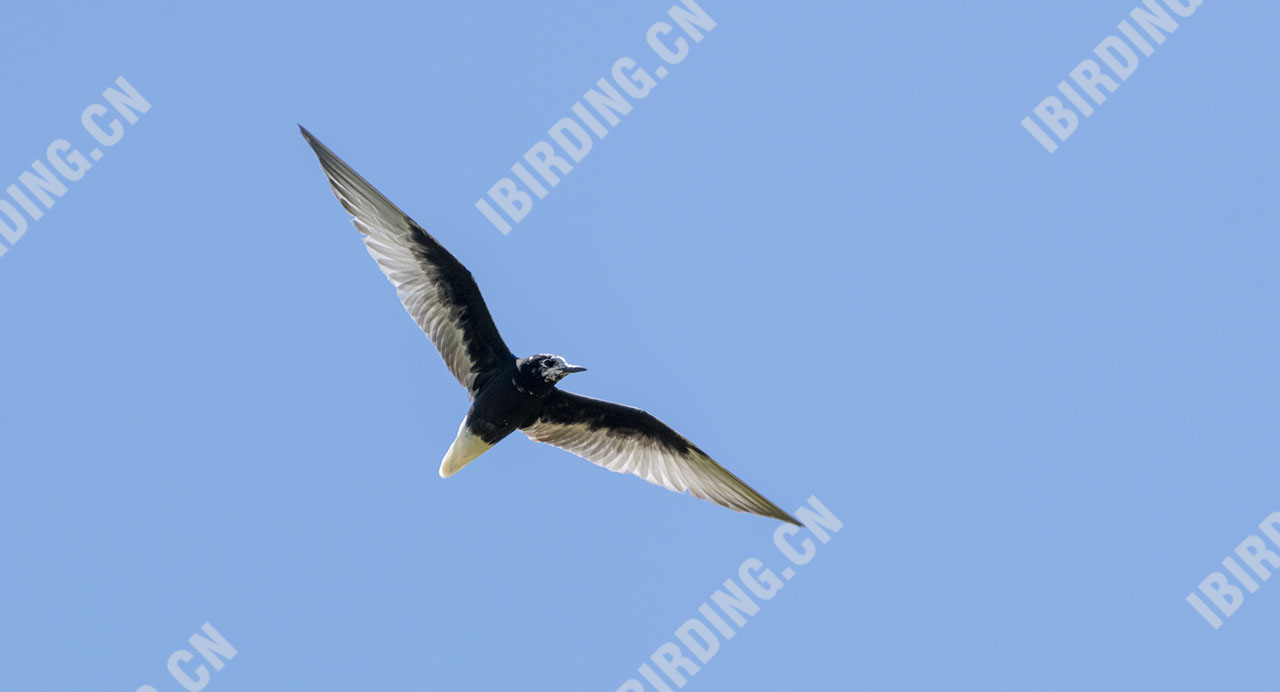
512, 372, 555, 398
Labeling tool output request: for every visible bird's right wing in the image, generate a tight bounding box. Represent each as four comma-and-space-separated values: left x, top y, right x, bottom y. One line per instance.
301, 127, 514, 397
522, 390, 800, 524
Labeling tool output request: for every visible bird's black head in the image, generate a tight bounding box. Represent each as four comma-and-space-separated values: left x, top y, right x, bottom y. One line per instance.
518, 354, 587, 388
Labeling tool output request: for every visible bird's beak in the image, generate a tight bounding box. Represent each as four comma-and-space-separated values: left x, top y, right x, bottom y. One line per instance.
562, 364, 587, 374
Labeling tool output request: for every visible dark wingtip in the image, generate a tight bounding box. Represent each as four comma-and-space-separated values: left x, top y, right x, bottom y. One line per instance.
298, 124, 321, 150
762, 500, 803, 527
298, 126, 340, 171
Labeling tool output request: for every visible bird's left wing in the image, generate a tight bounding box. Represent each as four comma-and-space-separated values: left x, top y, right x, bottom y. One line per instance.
301, 127, 514, 397
522, 390, 800, 524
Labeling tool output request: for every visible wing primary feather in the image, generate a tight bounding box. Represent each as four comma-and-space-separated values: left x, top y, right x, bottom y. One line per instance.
523, 390, 801, 525
300, 126, 514, 397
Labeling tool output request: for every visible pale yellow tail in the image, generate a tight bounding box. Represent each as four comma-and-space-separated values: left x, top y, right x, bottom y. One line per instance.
439, 419, 494, 478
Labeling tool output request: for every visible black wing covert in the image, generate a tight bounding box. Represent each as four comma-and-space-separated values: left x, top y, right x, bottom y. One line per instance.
301, 127, 513, 397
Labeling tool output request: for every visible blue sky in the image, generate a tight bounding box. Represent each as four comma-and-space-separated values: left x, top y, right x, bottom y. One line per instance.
2, 1, 1278, 690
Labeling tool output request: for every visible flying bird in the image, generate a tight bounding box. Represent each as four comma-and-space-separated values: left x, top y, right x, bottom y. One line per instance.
300, 126, 799, 525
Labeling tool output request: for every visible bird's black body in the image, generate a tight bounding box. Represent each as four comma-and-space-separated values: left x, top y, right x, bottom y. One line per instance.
467, 357, 559, 445
301, 126, 800, 525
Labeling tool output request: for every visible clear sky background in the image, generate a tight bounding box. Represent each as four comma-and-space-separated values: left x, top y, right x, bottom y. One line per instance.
2, 1, 1277, 690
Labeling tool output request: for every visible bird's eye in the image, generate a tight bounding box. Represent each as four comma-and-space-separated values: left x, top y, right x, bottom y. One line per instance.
543, 359, 554, 367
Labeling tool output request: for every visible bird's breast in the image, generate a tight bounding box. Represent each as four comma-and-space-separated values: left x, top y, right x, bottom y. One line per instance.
467, 380, 545, 444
